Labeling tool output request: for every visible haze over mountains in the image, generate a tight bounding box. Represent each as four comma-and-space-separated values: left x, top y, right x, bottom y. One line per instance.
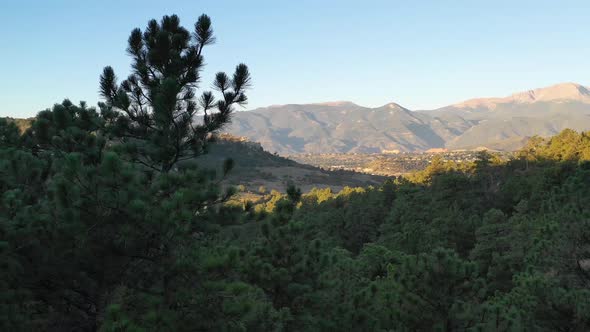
226, 83, 590, 154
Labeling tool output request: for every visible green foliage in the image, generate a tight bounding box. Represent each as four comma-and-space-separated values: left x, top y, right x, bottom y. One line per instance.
99, 14, 250, 173
520, 129, 590, 162
231, 128, 590, 331
5, 97, 590, 332
0, 118, 21, 147
0, 13, 262, 331
376, 248, 485, 331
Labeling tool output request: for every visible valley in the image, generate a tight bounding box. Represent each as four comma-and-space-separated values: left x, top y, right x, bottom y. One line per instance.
289, 150, 509, 176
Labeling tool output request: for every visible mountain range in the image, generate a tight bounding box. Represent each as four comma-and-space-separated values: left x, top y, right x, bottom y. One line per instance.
226, 83, 590, 154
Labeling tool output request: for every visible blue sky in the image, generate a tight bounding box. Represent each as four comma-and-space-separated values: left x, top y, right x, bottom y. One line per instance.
1, 0, 589, 117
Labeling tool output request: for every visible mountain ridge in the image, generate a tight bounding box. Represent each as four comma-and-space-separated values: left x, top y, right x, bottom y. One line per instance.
226, 83, 590, 154
447, 83, 590, 110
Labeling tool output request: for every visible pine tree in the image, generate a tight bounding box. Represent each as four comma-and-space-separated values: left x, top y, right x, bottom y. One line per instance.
99, 14, 250, 173
0, 14, 255, 331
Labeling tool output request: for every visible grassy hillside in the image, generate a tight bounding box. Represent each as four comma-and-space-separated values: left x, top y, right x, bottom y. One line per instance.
199, 133, 386, 193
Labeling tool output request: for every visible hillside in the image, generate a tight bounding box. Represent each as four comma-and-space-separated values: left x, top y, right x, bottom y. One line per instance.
2, 117, 33, 132
190, 134, 386, 193
1, 117, 384, 193
5, 101, 590, 330
226, 82, 590, 154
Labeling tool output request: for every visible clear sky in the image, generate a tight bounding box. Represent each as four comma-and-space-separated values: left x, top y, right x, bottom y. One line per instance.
1, 0, 589, 118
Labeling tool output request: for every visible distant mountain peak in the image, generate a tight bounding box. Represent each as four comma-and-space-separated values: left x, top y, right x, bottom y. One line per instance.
378, 102, 407, 110
510, 82, 590, 103
453, 82, 590, 109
